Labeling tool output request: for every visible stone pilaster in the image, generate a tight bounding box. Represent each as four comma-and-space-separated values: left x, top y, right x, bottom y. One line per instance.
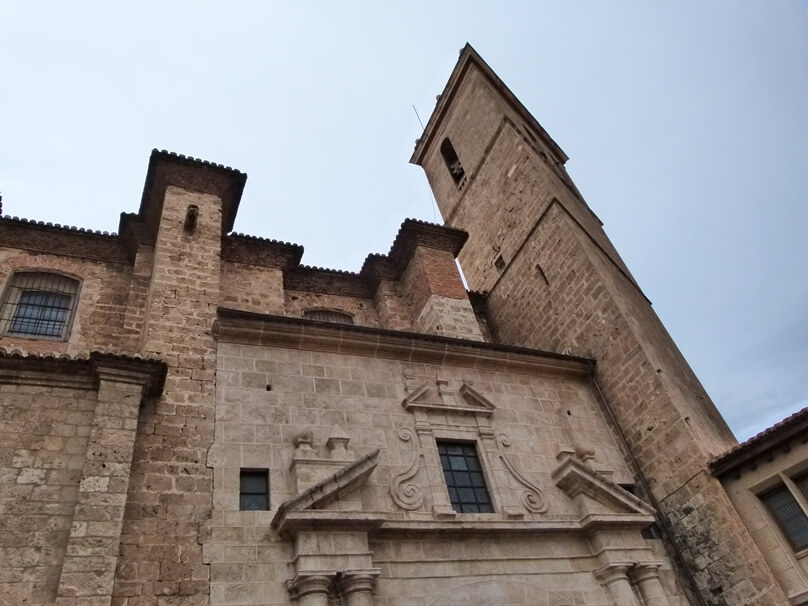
55, 364, 152, 606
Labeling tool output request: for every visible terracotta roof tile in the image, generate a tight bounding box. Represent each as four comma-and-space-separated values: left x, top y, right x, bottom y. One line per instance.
710, 406, 808, 476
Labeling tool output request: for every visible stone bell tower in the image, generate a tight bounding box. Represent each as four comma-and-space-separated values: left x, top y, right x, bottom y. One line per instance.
411, 44, 785, 606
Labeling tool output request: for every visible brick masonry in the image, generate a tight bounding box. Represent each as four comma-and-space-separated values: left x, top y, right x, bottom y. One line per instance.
0, 47, 795, 606
411, 45, 786, 605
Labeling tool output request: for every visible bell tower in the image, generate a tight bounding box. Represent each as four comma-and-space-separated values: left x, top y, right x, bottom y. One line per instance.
411, 44, 785, 606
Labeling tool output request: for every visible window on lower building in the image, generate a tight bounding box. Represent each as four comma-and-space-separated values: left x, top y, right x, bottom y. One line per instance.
0, 272, 80, 339
240, 470, 269, 511
303, 309, 354, 325
437, 441, 493, 513
762, 485, 808, 551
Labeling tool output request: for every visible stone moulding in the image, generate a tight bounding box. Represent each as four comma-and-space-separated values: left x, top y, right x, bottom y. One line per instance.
496, 434, 548, 513
402, 381, 496, 417
390, 427, 424, 511
0, 348, 167, 399
272, 449, 383, 537
215, 310, 593, 379
552, 450, 655, 530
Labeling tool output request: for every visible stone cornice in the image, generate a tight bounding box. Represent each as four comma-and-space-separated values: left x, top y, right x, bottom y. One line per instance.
0, 348, 167, 398
215, 309, 594, 379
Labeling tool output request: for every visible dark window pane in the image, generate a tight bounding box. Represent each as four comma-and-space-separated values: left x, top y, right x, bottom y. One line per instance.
458, 488, 476, 503
475, 488, 491, 503
449, 456, 467, 471
454, 472, 471, 487
302, 310, 354, 325
240, 493, 268, 511
241, 474, 267, 494
763, 486, 808, 551
240, 470, 269, 511
10, 291, 72, 337
437, 441, 493, 514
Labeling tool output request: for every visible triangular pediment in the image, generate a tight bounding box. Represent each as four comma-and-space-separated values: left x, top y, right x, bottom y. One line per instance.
552, 453, 655, 527
272, 449, 381, 536
402, 381, 495, 417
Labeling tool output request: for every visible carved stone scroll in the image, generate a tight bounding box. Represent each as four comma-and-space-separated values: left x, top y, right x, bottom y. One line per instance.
390, 427, 424, 511
496, 434, 548, 513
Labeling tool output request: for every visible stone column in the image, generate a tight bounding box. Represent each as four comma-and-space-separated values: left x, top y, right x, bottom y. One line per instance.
286, 573, 333, 606
338, 571, 380, 606
594, 563, 642, 606
631, 562, 671, 606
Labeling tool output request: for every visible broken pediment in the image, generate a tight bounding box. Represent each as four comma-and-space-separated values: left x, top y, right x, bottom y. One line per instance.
402, 380, 495, 417
552, 450, 655, 530
272, 449, 384, 537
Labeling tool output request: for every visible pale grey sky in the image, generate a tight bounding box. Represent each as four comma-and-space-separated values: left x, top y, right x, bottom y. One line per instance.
1, 2, 806, 441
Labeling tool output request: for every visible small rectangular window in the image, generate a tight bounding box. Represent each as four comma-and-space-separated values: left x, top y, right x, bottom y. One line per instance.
240, 470, 269, 511
437, 441, 492, 513
762, 485, 808, 551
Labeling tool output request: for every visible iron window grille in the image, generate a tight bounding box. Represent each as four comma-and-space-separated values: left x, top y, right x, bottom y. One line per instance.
0, 272, 80, 340
239, 469, 269, 511
762, 484, 808, 552
437, 441, 493, 513
302, 309, 354, 325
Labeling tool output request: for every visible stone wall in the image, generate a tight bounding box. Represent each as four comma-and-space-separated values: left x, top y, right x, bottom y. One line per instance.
205, 322, 689, 605
0, 248, 134, 355
0, 380, 95, 605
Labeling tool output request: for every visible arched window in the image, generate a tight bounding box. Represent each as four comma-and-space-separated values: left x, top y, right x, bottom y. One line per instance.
302, 309, 354, 325
0, 272, 80, 339
440, 138, 466, 185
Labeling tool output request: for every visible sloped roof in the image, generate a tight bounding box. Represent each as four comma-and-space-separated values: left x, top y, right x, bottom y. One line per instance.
710, 406, 808, 477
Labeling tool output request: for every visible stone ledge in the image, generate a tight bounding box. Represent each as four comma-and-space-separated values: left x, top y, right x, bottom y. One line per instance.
215, 309, 594, 379
0, 348, 167, 398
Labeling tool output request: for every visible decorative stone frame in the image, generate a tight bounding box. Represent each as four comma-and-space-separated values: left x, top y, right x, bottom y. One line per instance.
392, 372, 547, 518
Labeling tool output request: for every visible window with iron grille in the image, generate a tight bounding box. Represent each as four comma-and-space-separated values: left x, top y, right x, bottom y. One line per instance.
302, 309, 354, 325
0, 272, 80, 340
762, 484, 808, 551
240, 469, 269, 511
437, 441, 493, 513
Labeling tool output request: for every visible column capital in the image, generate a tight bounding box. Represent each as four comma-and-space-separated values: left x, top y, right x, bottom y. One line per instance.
337, 569, 381, 596
286, 573, 334, 601
631, 561, 664, 583
593, 561, 633, 585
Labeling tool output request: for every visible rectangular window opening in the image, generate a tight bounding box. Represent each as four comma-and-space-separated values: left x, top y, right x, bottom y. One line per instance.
762, 484, 808, 552
437, 441, 493, 514
240, 469, 269, 511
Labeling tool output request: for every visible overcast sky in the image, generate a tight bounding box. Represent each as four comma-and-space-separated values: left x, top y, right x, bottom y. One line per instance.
2, 2, 806, 442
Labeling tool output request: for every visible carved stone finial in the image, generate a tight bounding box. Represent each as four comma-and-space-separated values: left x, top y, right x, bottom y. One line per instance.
294, 430, 315, 457
575, 444, 595, 462
326, 425, 352, 460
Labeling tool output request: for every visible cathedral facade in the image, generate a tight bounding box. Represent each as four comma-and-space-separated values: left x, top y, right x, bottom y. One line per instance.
1, 45, 804, 606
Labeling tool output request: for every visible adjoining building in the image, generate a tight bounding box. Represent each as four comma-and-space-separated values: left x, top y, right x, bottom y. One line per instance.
1, 44, 804, 606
